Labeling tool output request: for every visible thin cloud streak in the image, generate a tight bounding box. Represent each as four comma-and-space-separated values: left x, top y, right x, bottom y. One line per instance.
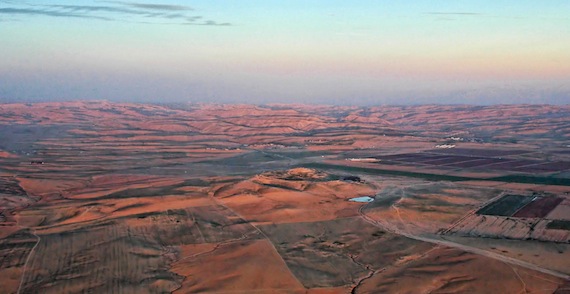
185, 20, 231, 26
49, 4, 190, 20
425, 12, 483, 16
0, 1, 229, 25
0, 7, 113, 20
115, 1, 193, 11
49, 4, 145, 14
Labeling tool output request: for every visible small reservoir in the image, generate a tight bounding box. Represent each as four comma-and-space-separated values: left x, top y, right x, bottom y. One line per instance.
349, 196, 374, 203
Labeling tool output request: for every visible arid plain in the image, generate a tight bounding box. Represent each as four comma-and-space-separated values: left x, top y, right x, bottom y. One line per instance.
1, 101, 569, 293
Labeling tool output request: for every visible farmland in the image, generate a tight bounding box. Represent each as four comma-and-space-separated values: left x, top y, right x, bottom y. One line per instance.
445, 192, 570, 243
0, 102, 569, 293
476, 194, 535, 217
513, 197, 564, 218
371, 149, 570, 174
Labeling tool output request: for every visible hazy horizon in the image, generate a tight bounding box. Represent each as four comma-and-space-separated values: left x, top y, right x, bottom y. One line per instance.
1, 1, 569, 105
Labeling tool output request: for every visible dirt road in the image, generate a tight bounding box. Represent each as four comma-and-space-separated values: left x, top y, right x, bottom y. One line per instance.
358, 203, 570, 280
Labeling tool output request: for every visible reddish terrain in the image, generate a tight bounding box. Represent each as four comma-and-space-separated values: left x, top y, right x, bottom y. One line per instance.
0, 101, 569, 293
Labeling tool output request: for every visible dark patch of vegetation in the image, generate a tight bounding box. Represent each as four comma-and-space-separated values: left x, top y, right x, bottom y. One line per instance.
177, 178, 210, 187
302, 163, 473, 182
0, 177, 28, 196
258, 182, 305, 191
94, 179, 208, 201
96, 187, 186, 200
302, 162, 570, 186
489, 175, 570, 186
342, 176, 362, 182
124, 211, 166, 220
270, 150, 334, 159
476, 195, 534, 217
372, 231, 385, 237
547, 220, 570, 231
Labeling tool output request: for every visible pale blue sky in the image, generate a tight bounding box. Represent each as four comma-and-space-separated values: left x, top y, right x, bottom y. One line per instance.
1, 1, 569, 104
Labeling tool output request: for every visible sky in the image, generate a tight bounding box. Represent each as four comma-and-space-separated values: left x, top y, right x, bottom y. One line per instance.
1, 1, 569, 105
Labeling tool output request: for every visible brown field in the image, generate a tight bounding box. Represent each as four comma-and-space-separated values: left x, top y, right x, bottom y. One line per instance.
171, 240, 305, 293
440, 236, 570, 275
548, 199, 570, 221
357, 247, 566, 294
1, 102, 569, 293
259, 217, 434, 288
363, 183, 501, 234
445, 202, 570, 243
373, 151, 570, 174
514, 197, 564, 218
